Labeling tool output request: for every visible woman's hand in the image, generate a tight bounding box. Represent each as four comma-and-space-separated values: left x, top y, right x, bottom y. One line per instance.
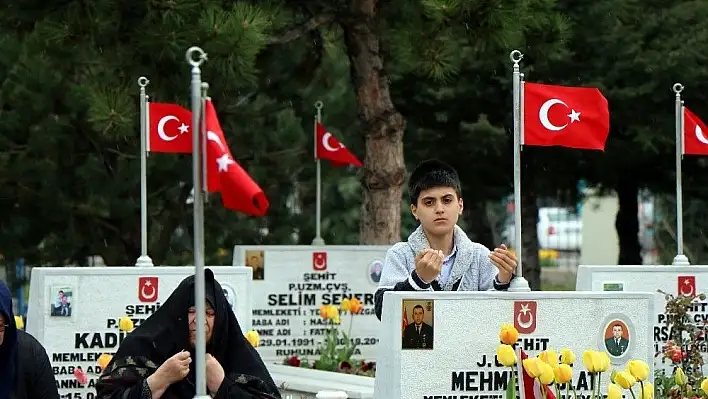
205, 354, 225, 394
156, 351, 192, 385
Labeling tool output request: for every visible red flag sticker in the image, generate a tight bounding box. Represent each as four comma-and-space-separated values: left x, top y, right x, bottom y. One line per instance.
514, 301, 537, 334
138, 277, 159, 303
312, 252, 327, 271
678, 276, 696, 297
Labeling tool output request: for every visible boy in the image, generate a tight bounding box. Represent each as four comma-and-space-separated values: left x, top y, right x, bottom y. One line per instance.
375, 160, 517, 320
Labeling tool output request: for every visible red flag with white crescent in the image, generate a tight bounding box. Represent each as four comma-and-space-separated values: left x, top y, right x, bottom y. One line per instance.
315, 122, 363, 167
147, 103, 193, 153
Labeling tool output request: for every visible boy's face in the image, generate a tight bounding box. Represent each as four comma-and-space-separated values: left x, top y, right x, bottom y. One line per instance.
411, 186, 463, 236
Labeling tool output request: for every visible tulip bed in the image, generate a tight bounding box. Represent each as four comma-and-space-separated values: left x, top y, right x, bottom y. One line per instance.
281, 297, 377, 377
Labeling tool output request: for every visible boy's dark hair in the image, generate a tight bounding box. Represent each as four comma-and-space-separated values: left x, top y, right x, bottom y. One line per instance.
408, 159, 462, 205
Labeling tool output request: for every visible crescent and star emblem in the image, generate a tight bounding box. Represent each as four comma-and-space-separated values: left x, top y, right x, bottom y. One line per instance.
157, 116, 189, 141
140, 281, 157, 301
516, 303, 534, 330
538, 99, 581, 131
680, 279, 695, 296
207, 131, 226, 151
695, 124, 708, 145
322, 132, 344, 152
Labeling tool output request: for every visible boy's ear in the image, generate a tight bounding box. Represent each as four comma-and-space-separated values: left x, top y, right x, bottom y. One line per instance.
458, 197, 464, 215
410, 204, 418, 221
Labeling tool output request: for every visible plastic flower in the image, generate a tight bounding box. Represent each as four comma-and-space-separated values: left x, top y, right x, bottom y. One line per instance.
641, 382, 654, 399
702, 377, 708, 395
559, 348, 576, 365
14, 316, 23, 330
499, 323, 519, 345
496, 344, 516, 367
553, 364, 573, 384
320, 305, 328, 319
539, 349, 558, 367
606, 383, 622, 399
582, 350, 601, 372
97, 354, 112, 369
538, 362, 554, 385
349, 297, 363, 314
626, 359, 649, 381
245, 330, 260, 347
675, 367, 687, 385
522, 357, 544, 378
73, 368, 88, 385
340, 298, 351, 312
614, 371, 636, 389
596, 351, 610, 372
118, 317, 134, 331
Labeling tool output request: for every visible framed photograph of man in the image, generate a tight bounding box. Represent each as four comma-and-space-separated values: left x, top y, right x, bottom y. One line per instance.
604, 319, 630, 357
401, 299, 434, 350
50, 286, 73, 317
244, 250, 265, 280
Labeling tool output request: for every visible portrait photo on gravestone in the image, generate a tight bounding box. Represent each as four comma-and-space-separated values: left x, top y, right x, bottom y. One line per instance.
50, 285, 73, 317
604, 319, 630, 357
402, 299, 434, 350
245, 249, 265, 280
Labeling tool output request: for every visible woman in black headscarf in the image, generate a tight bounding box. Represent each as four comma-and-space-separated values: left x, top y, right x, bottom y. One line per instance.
95, 269, 281, 399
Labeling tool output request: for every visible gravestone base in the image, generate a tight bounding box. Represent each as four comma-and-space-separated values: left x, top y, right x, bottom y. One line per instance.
267, 364, 374, 399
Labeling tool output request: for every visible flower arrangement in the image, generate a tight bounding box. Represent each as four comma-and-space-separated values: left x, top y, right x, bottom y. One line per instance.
496, 323, 654, 399
282, 297, 376, 376
654, 290, 708, 398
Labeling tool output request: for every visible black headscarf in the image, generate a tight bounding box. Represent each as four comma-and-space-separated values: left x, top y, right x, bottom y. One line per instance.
0, 280, 17, 399
95, 269, 280, 398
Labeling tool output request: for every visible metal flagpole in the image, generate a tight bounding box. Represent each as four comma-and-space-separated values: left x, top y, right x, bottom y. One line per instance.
201, 82, 210, 203
672, 83, 690, 265
312, 100, 325, 245
186, 46, 210, 399
136, 76, 154, 267
508, 50, 531, 292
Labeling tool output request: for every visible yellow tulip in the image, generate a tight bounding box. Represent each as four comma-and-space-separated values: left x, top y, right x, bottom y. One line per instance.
499, 323, 519, 345
675, 368, 687, 386
245, 330, 260, 347
496, 344, 517, 367
641, 382, 654, 399
614, 371, 636, 389
332, 315, 341, 324
14, 316, 23, 330
539, 349, 559, 367
118, 317, 134, 331
582, 350, 598, 372
626, 360, 649, 381
538, 362, 555, 385
326, 305, 339, 320
607, 383, 622, 399
340, 298, 351, 312
97, 354, 112, 369
596, 351, 610, 372
701, 377, 708, 395
523, 358, 543, 378
559, 348, 576, 365
553, 364, 573, 384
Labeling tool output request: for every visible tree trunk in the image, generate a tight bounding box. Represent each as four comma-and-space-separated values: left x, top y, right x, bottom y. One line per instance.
615, 176, 642, 264
521, 160, 541, 290
342, 0, 407, 245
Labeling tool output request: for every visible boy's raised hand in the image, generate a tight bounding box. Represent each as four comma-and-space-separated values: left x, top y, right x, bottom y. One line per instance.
415, 249, 444, 283
489, 244, 517, 283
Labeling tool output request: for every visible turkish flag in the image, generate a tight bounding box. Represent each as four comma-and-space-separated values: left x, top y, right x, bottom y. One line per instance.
523, 83, 610, 150
315, 122, 363, 167
148, 103, 193, 153
518, 349, 557, 399
683, 107, 708, 155
203, 100, 269, 216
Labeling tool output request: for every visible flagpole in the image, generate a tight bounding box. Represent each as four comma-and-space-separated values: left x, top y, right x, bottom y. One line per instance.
201, 82, 210, 203
186, 46, 210, 399
312, 100, 325, 245
672, 83, 689, 266
508, 50, 531, 292
136, 76, 154, 267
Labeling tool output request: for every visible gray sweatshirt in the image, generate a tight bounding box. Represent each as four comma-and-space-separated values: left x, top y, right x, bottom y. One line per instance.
374, 224, 511, 320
